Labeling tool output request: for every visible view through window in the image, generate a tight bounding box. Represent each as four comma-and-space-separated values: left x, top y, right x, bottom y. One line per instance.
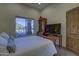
16, 17, 34, 37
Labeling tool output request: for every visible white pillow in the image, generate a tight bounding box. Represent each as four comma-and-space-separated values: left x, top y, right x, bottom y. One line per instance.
0, 32, 9, 40
0, 36, 7, 46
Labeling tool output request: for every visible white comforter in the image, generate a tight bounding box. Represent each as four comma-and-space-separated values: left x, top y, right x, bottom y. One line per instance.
10, 36, 57, 56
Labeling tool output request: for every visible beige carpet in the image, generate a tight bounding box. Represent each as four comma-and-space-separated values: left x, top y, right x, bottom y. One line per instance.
56, 46, 78, 56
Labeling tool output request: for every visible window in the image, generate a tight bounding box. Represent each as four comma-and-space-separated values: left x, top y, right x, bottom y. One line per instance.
16, 16, 34, 37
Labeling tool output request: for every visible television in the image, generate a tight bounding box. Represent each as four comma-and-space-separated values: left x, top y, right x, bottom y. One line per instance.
45, 24, 61, 34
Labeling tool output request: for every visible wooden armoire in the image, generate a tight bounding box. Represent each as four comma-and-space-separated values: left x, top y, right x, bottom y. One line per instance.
66, 7, 79, 53
38, 16, 47, 33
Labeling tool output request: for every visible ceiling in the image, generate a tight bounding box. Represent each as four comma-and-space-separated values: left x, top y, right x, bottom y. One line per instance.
23, 3, 52, 11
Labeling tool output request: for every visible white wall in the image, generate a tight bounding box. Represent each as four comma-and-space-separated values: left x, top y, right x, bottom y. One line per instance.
0, 3, 40, 36
41, 3, 79, 47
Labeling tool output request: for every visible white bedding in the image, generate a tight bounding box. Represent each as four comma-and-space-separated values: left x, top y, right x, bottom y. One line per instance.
0, 36, 7, 46
10, 36, 57, 56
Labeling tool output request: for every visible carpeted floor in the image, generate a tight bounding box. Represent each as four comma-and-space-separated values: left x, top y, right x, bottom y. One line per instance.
56, 46, 78, 56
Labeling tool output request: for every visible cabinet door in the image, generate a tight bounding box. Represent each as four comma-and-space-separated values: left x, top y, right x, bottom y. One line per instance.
76, 11, 79, 33
73, 39, 78, 51
77, 39, 79, 51
66, 12, 71, 35
66, 11, 77, 35
66, 36, 70, 48
68, 37, 73, 49
70, 11, 78, 34
73, 9, 79, 33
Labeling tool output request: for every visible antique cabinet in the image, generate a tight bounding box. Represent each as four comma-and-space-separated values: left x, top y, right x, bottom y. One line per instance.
66, 7, 79, 54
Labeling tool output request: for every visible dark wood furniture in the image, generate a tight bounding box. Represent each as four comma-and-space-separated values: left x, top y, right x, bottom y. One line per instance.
37, 16, 62, 47
66, 7, 79, 53
38, 16, 47, 33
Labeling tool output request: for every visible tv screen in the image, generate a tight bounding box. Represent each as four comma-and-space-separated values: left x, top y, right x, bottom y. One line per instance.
45, 24, 61, 34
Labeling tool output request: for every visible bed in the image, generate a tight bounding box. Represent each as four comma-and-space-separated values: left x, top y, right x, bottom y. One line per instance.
9, 36, 57, 56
